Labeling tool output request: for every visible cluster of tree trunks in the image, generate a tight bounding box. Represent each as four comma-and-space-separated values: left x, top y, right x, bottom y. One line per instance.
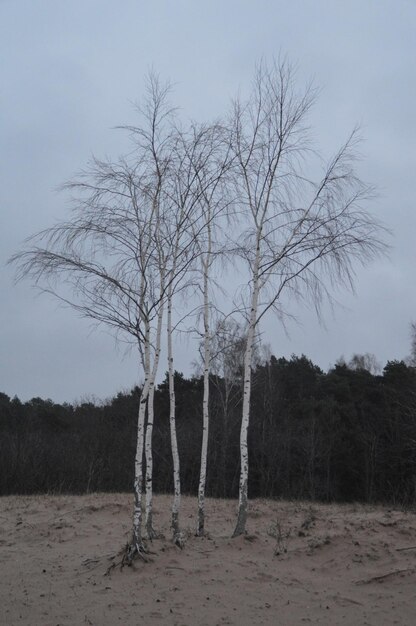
9, 60, 386, 555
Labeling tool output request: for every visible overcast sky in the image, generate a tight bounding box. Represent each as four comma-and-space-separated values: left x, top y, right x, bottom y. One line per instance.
1, 0, 415, 403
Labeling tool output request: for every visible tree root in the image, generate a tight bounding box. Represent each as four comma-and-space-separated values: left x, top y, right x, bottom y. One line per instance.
103, 540, 159, 574
119, 541, 152, 567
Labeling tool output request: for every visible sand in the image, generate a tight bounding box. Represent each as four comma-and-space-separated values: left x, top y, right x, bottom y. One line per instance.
1, 493, 415, 625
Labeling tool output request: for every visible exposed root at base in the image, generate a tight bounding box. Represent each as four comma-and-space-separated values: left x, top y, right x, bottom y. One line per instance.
103, 541, 153, 573
124, 541, 152, 565
102, 545, 130, 575
105, 540, 160, 573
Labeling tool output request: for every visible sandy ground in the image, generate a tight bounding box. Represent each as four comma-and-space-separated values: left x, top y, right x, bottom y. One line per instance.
1, 493, 416, 625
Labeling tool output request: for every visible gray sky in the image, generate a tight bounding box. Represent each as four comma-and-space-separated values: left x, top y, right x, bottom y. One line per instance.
1, 0, 415, 403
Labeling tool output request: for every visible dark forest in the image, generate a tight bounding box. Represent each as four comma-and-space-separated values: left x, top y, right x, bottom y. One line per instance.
2, 354, 416, 505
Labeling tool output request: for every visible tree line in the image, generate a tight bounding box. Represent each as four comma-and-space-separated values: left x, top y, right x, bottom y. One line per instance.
2, 354, 415, 507
9, 59, 386, 560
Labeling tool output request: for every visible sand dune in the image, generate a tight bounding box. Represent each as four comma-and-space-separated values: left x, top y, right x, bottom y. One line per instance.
1, 493, 415, 625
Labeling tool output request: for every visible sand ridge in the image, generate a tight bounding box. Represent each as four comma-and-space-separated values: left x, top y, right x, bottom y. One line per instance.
1, 493, 415, 625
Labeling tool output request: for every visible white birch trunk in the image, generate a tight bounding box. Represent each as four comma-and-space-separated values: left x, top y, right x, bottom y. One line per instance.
144, 303, 164, 539
197, 264, 210, 535
144, 382, 155, 538
232, 244, 261, 537
130, 321, 151, 558
197, 205, 212, 535
167, 288, 182, 544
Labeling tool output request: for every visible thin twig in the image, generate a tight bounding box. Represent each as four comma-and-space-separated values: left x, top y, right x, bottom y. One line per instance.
354, 567, 415, 585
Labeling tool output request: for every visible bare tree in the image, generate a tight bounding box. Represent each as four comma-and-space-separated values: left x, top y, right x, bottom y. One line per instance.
10, 73, 177, 562
160, 122, 231, 543
209, 319, 250, 498
129, 75, 175, 542
188, 126, 232, 537
228, 59, 386, 536
194, 319, 263, 499
10, 172, 164, 559
347, 353, 382, 375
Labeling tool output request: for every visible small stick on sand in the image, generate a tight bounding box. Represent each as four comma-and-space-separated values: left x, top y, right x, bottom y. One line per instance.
355, 567, 415, 585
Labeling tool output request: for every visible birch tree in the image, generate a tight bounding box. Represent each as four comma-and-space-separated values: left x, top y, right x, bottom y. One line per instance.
187, 126, 232, 536
129, 75, 175, 542
229, 60, 386, 536
160, 122, 230, 542
207, 319, 253, 498
10, 165, 165, 560
196, 203, 213, 536
10, 74, 178, 561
